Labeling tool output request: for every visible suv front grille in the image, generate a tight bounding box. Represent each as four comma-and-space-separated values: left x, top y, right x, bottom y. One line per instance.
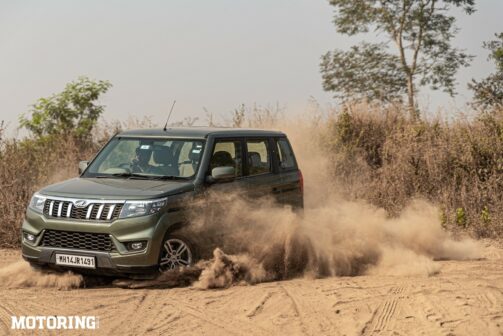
41, 230, 116, 252
43, 199, 123, 221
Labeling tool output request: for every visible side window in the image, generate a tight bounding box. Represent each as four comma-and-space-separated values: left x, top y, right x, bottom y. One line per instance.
210, 140, 242, 177
246, 139, 271, 176
276, 138, 296, 170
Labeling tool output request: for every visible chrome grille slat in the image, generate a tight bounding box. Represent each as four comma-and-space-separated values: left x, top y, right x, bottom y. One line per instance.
49, 201, 54, 216
66, 203, 72, 218
43, 199, 123, 222
86, 204, 94, 219
107, 204, 116, 220
96, 204, 105, 220
57, 202, 63, 217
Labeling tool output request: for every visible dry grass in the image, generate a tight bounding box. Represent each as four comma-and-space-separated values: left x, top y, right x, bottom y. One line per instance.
0, 133, 95, 247
317, 104, 503, 237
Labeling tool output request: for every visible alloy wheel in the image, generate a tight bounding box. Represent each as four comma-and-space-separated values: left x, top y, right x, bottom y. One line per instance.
159, 238, 193, 271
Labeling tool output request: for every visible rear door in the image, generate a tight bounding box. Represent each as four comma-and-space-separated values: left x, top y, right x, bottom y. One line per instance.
243, 137, 283, 201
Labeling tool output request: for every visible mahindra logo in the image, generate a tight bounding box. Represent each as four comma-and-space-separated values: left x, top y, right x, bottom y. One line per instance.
74, 200, 88, 208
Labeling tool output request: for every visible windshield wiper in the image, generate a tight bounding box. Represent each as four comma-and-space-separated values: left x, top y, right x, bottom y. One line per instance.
110, 173, 153, 179
95, 173, 188, 180
92, 173, 152, 179
147, 175, 190, 181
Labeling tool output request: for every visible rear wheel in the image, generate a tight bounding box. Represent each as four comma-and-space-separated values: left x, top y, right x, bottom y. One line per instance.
158, 234, 195, 272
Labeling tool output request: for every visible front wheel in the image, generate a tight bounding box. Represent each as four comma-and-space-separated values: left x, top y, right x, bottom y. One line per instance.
158, 234, 195, 272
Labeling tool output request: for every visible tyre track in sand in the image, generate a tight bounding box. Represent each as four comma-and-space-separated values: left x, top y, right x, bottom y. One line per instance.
0, 300, 15, 336
166, 294, 273, 336
279, 282, 341, 335
361, 285, 406, 335
245, 292, 274, 318
104, 290, 149, 334
0, 293, 58, 336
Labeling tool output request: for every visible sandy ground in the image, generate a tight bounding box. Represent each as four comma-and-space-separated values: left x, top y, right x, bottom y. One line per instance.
0, 243, 502, 336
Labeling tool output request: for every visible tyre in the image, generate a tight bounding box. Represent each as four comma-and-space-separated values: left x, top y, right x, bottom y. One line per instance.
158, 233, 196, 272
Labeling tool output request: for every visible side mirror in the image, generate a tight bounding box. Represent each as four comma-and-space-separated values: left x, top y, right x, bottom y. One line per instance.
78, 161, 89, 174
210, 166, 235, 182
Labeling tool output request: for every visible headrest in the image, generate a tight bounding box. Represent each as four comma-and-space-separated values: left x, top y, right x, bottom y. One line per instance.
186, 143, 203, 161
248, 151, 261, 167
211, 151, 234, 168
136, 144, 153, 153
153, 146, 173, 165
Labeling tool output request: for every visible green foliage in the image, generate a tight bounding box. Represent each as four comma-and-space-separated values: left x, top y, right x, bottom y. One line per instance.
321, 43, 407, 103
19, 77, 112, 140
439, 209, 447, 228
322, 0, 474, 116
481, 206, 491, 225
469, 33, 503, 109
456, 207, 467, 227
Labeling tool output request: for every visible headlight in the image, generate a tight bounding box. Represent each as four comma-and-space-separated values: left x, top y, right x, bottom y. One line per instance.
119, 197, 167, 218
29, 193, 46, 213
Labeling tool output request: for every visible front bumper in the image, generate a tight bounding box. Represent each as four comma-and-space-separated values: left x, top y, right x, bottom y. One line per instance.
22, 244, 159, 277
21, 206, 185, 277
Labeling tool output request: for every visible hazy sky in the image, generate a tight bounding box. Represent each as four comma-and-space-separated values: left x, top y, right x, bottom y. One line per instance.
1, 0, 502, 135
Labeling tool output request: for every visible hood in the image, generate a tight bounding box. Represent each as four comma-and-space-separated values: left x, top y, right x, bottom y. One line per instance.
40, 177, 194, 200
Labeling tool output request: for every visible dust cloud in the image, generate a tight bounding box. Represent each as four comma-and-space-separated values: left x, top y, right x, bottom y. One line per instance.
144, 118, 480, 289
159, 193, 479, 290
0, 261, 83, 290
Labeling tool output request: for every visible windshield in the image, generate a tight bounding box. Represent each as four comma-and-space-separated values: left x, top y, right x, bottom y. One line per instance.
83, 137, 205, 179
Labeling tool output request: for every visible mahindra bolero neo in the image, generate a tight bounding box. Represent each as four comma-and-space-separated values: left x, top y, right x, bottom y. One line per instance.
22, 127, 303, 277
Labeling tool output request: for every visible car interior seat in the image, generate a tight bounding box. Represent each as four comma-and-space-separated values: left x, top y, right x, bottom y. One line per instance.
247, 151, 264, 174
152, 146, 179, 176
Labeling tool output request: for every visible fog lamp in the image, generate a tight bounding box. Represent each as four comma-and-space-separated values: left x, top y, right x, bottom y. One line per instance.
127, 241, 147, 251
23, 232, 36, 244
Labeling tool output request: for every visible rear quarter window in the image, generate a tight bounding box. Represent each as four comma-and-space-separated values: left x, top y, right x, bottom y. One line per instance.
276, 138, 297, 170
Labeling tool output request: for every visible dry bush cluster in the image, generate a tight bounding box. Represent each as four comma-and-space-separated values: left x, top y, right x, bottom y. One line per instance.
317, 104, 503, 237
0, 119, 136, 247
0, 132, 95, 247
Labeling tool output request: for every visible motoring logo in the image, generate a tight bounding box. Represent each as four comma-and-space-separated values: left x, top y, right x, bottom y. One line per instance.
74, 200, 88, 208
11, 316, 98, 330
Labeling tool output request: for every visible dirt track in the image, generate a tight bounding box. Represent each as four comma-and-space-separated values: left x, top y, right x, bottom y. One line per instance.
0, 243, 502, 336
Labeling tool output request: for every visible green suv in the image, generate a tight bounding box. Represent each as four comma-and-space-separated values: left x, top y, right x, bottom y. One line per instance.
22, 127, 303, 277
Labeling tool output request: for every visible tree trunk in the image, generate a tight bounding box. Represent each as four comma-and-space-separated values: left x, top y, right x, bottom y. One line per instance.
406, 75, 418, 120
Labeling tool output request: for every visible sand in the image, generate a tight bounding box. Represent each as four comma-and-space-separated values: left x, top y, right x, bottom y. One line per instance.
0, 241, 502, 336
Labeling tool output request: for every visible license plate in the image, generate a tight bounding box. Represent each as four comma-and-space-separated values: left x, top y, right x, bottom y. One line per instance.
55, 254, 96, 269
